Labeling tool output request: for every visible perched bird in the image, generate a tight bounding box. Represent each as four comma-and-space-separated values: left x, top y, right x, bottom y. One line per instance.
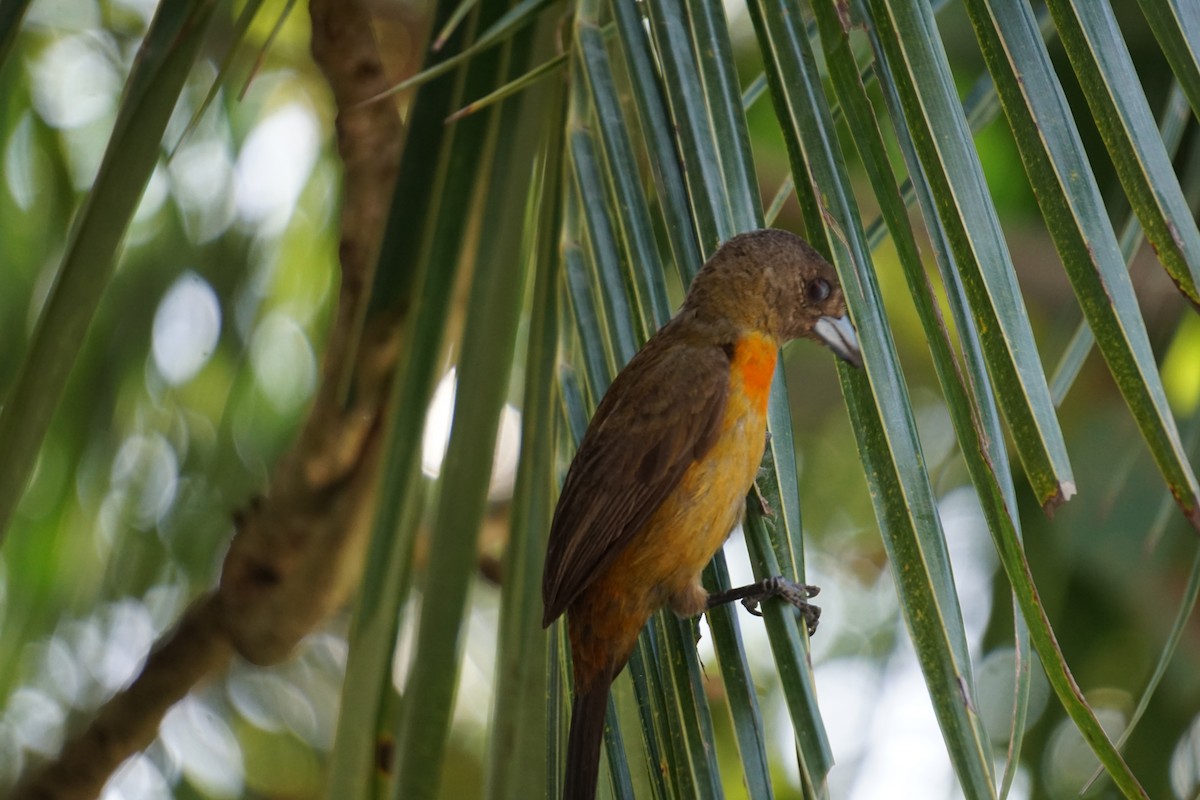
542, 228, 862, 799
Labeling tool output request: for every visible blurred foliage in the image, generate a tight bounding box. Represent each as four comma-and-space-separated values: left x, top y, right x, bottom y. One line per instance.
0, 0, 344, 792
0, 0, 1198, 799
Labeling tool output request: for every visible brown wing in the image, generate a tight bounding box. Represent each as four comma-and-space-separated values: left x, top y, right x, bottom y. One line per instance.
542, 336, 730, 626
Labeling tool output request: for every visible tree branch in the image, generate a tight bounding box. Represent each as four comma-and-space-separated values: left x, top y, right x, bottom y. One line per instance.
13, 1, 405, 795
13, 596, 233, 800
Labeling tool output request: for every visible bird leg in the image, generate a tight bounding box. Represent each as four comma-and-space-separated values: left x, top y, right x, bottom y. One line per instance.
706, 576, 821, 635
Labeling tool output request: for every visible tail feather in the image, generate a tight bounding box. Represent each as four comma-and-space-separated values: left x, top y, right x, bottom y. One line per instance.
563, 675, 614, 800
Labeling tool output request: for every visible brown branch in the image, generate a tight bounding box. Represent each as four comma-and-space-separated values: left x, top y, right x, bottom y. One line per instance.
13, 1, 405, 796
305, 0, 403, 420
217, 0, 404, 666
13, 597, 233, 800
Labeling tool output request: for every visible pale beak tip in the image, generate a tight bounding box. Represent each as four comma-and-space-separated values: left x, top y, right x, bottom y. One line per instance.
814, 315, 862, 368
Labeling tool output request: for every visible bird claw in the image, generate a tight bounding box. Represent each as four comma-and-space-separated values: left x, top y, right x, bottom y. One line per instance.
801, 603, 822, 637
738, 577, 821, 634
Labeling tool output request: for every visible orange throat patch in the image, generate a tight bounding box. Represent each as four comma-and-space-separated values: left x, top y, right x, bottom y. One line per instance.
732, 332, 777, 412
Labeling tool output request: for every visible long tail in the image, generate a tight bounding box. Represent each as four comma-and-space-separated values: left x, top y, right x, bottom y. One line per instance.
563, 672, 615, 800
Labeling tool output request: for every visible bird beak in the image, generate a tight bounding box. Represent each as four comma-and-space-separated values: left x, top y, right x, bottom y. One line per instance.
813, 315, 862, 368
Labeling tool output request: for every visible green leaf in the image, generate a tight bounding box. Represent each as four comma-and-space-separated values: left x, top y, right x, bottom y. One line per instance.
703, 556, 775, 799
739, 508, 831, 793
964, 0, 1199, 528
388, 12, 547, 798
606, 0, 703, 276
1042, 82, 1192, 413
432, 0, 479, 52
653, 616, 724, 798
864, 0, 1075, 512
236, 0, 299, 101
602, 698, 639, 798
0, 0, 218, 545
939, 376, 1152, 798
0, 0, 32, 69
851, 6, 1038, 794
576, 24, 671, 328
445, 50, 567, 122
546, 620, 571, 798
484, 34, 563, 798
623, 631, 676, 797
562, 239, 616, 400
568, 126, 645, 356
1084, 412, 1200, 793
170, 0, 269, 157
680, 0, 760, 233
1134, 0, 1200, 119
642, 0, 737, 246
360, 0, 557, 104
1045, 0, 1200, 308
328, 2, 516, 794
752, 0, 996, 794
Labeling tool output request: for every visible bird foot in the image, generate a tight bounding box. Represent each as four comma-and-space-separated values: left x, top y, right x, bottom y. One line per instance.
707, 576, 821, 635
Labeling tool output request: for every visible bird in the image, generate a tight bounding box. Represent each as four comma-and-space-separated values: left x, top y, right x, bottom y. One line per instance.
542, 228, 862, 799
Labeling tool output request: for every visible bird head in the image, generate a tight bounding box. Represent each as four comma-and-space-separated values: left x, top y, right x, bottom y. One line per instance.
682, 228, 863, 367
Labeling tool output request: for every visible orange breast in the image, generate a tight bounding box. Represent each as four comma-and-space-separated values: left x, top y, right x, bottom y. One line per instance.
732, 332, 778, 412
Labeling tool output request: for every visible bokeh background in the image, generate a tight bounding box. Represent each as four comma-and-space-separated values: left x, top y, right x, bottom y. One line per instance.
0, 0, 1198, 798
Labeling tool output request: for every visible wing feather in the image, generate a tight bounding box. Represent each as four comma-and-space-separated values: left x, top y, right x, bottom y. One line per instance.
542, 337, 730, 626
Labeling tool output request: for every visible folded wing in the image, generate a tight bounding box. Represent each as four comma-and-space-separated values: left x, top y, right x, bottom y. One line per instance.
542, 339, 730, 626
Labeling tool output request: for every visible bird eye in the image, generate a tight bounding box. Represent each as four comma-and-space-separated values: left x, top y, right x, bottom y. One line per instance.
806, 278, 831, 303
